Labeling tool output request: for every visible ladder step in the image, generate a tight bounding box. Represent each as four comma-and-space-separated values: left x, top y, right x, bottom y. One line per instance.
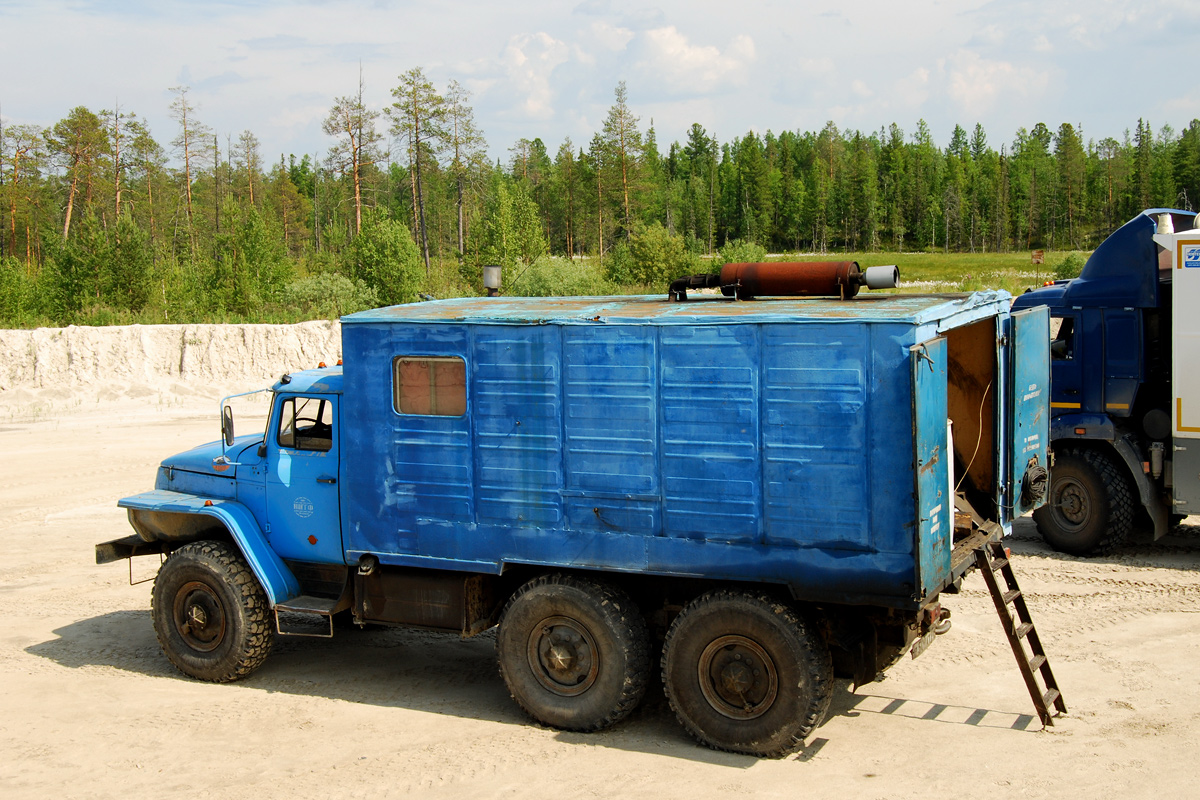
1028, 654, 1046, 671
1002, 589, 1022, 605
1043, 688, 1061, 707
276, 594, 339, 614
991, 556, 1010, 571
1013, 622, 1034, 639
275, 594, 338, 638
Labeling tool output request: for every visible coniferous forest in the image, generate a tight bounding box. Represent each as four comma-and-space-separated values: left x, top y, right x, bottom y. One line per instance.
2, 71, 1199, 327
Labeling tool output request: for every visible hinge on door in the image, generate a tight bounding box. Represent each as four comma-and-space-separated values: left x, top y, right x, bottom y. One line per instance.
264, 523, 271, 534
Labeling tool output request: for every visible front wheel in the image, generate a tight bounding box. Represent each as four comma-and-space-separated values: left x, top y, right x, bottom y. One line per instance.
1033, 447, 1134, 556
661, 591, 832, 758
496, 573, 649, 732
151, 541, 274, 682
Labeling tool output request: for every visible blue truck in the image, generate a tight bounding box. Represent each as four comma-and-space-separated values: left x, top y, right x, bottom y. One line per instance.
98, 281, 1049, 756
1013, 209, 1200, 555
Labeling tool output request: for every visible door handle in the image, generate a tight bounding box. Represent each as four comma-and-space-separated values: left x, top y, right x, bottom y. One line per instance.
317, 476, 337, 484
1063, 389, 1079, 395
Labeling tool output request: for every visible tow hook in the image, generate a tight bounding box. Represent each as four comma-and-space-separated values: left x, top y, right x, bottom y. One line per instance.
925, 603, 952, 635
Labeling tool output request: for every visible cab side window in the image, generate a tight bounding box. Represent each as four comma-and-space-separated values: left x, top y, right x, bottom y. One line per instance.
1050, 316, 1074, 361
277, 397, 333, 451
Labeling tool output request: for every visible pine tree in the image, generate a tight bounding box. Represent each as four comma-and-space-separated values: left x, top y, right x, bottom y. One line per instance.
46, 106, 107, 239
444, 80, 487, 258
601, 81, 642, 239
323, 71, 382, 236
168, 86, 210, 231
389, 67, 447, 275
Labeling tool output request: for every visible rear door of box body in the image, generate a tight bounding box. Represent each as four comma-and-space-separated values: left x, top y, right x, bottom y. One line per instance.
912, 336, 949, 599
1007, 306, 1051, 518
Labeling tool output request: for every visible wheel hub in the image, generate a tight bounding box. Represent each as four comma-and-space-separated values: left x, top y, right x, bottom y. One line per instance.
173, 581, 227, 652
1054, 478, 1089, 529
698, 635, 779, 720
527, 615, 598, 697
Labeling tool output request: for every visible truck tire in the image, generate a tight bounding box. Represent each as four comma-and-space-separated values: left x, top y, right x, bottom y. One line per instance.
151, 541, 274, 682
496, 573, 649, 732
1033, 446, 1134, 556
661, 590, 833, 758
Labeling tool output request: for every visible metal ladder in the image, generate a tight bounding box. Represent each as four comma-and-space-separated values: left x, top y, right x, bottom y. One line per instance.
974, 540, 1067, 726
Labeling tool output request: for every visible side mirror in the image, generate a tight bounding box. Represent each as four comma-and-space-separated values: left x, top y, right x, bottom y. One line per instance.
222, 405, 235, 447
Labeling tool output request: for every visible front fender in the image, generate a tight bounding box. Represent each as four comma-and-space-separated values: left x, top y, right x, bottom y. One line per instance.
117, 490, 301, 606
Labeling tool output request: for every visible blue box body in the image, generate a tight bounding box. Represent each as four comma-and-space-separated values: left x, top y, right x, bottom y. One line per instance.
336, 292, 1040, 609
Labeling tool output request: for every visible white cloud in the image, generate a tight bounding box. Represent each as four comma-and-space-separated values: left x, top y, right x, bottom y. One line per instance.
501, 32, 572, 120
1164, 91, 1200, 115
944, 50, 1050, 118
634, 27, 755, 92
790, 57, 836, 79
850, 79, 873, 98
894, 67, 932, 109
590, 21, 635, 51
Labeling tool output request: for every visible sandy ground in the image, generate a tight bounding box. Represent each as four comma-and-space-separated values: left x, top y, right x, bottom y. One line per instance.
3, 391, 1200, 798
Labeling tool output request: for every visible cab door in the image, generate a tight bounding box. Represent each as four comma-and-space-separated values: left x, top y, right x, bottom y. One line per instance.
1049, 312, 1083, 412
266, 394, 344, 563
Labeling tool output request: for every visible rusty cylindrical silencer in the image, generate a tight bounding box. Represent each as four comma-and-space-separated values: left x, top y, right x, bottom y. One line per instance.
666, 261, 899, 301
720, 261, 900, 300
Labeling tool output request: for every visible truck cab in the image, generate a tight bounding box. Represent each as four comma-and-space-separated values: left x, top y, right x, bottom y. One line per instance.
1012, 208, 1200, 554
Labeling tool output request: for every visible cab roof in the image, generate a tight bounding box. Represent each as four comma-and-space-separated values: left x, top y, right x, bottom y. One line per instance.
271, 366, 343, 394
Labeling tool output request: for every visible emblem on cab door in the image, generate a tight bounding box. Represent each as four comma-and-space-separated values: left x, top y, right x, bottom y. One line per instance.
293, 496, 315, 518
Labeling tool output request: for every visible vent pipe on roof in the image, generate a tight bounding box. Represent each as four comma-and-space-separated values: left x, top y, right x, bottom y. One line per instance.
483, 265, 502, 297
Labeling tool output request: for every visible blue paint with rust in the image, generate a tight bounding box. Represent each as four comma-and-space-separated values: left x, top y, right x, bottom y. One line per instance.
120, 291, 1045, 610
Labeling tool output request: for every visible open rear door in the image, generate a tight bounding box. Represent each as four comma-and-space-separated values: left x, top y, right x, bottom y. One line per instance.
912, 336, 949, 599
1007, 306, 1050, 518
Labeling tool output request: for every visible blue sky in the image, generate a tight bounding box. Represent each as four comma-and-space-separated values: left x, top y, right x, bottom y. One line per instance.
1, 0, 1197, 166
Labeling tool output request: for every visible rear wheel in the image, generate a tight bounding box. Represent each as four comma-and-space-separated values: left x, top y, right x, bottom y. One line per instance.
661, 590, 832, 758
496, 574, 650, 732
1033, 447, 1134, 555
151, 541, 274, 682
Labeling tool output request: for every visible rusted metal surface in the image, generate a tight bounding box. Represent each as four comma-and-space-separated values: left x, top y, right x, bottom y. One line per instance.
720, 260, 864, 300
94, 533, 168, 564
345, 292, 1003, 328
356, 565, 497, 635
